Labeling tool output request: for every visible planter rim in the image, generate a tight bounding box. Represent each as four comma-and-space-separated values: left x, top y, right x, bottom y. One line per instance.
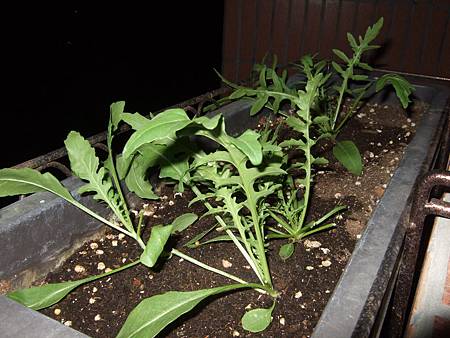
312, 80, 450, 337
0, 75, 448, 338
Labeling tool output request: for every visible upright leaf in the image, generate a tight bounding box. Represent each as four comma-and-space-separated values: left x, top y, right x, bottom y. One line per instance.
140, 224, 173, 268
230, 129, 263, 166
333, 140, 363, 176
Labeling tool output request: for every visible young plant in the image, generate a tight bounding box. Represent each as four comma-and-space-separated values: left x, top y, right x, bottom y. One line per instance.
297, 17, 414, 175
217, 18, 414, 176
3, 103, 260, 337
118, 106, 287, 334
210, 66, 347, 259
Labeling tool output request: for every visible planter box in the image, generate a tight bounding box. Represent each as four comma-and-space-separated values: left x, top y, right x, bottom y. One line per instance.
0, 75, 448, 337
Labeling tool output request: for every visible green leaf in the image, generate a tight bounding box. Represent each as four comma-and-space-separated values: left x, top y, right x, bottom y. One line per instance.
122, 151, 160, 200
121, 112, 152, 130
286, 116, 307, 133
250, 95, 269, 116
8, 280, 90, 311
7, 261, 139, 310
332, 49, 349, 63
352, 74, 369, 81
332, 61, 344, 75
333, 140, 363, 176
110, 101, 126, 131
229, 88, 247, 100
347, 32, 357, 48
279, 243, 295, 260
140, 224, 173, 268
358, 62, 373, 71
230, 129, 262, 166
375, 74, 415, 109
122, 108, 191, 162
117, 284, 253, 338
171, 213, 198, 233
0, 168, 74, 202
242, 306, 274, 332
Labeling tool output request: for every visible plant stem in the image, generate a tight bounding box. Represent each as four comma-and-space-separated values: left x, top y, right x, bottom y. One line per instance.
190, 185, 265, 284
171, 248, 249, 285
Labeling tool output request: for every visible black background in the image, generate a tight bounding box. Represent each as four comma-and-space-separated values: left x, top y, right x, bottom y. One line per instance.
2, 3, 224, 167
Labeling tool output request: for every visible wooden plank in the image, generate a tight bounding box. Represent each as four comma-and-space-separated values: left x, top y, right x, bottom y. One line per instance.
222, 0, 240, 81
287, 0, 307, 63
319, 0, 340, 61
422, 5, 449, 76
254, 0, 274, 64
401, 1, 428, 75
370, 0, 395, 69
238, 0, 257, 80
301, 0, 323, 56
272, 0, 291, 66
334, 0, 357, 61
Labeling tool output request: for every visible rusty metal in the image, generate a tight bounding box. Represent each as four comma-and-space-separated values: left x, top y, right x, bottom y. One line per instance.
388, 170, 450, 337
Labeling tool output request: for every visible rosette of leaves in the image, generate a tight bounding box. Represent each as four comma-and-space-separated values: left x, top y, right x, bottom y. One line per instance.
115, 107, 292, 334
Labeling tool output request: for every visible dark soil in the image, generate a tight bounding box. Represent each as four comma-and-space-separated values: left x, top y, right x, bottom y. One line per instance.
38, 100, 423, 337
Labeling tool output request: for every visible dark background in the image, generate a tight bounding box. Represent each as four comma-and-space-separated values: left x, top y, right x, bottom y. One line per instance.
2, 3, 224, 168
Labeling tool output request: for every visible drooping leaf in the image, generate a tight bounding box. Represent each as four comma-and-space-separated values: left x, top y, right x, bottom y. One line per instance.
7, 261, 139, 310
333, 140, 363, 176
122, 108, 191, 162
375, 74, 415, 109
279, 243, 295, 260
140, 224, 173, 268
0, 168, 74, 202
121, 151, 160, 200
242, 306, 274, 332
171, 213, 198, 233
250, 95, 269, 116
8, 280, 90, 311
230, 129, 262, 166
117, 284, 254, 338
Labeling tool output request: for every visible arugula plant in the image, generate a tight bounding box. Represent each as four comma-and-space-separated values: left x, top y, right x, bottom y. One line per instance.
117, 106, 288, 334
2, 103, 264, 337
294, 17, 414, 175
210, 67, 347, 259
217, 18, 414, 176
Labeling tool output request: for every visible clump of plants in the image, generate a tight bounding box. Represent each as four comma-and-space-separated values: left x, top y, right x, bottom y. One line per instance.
214, 17, 414, 176
0, 18, 414, 337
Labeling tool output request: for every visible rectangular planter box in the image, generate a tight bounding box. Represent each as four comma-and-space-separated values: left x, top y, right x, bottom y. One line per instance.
0, 74, 449, 337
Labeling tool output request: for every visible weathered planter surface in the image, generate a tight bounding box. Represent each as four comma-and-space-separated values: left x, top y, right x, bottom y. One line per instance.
0, 75, 448, 337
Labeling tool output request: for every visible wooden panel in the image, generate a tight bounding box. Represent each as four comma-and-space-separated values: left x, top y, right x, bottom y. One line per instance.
272, 0, 291, 65
301, 0, 323, 56
222, 0, 239, 81
319, 0, 340, 61
401, 1, 429, 74
438, 14, 450, 77
422, 5, 449, 76
370, 1, 396, 68
222, 0, 450, 80
334, 1, 358, 60
380, 1, 410, 72
287, 0, 308, 63
254, 0, 274, 65
238, 0, 257, 80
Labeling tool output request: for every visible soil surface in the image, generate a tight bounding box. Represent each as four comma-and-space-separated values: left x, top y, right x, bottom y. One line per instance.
38, 100, 423, 337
